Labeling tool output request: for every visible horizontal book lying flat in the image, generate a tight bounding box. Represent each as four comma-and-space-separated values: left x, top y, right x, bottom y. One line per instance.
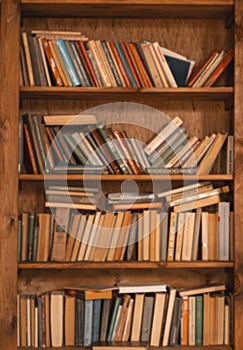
117, 282, 168, 294
179, 284, 226, 297
43, 114, 97, 125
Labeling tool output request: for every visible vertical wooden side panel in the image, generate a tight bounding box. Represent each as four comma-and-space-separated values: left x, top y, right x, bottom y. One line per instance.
234, 1, 243, 349
0, 0, 20, 349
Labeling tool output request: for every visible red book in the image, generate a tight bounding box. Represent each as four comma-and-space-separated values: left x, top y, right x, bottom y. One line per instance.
109, 41, 132, 87
129, 42, 153, 87
121, 41, 141, 87
203, 49, 234, 87
187, 49, 219, 87
78, 41, 99, 87
41, 37, 63, 86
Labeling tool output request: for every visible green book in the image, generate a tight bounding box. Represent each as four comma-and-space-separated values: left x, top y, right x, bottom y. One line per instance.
27, 212, 36, 261
195, 295, 204, 345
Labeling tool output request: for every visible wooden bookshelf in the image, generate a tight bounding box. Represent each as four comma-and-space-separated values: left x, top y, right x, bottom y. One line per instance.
1, 0, 243, 349
18, 261, 234, 269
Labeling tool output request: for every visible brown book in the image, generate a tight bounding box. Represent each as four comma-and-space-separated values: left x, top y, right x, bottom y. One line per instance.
70, 213, 88, 261
65, 285, 114, 300
87, 40, 111, 87
187, 49, 219, 87
20, 295, 27, 347
74, 41, 94, 86
203, 49, 234, 87
109, 41, 132, 87
23, 122, 39, 174
37, 213, 52, 262
65, 213, 80, 261
129, 42, 153, 87
94, 212, 116, 262
48, 39, 72, 87
140, 42, 163, 87
121, 41, 141, 87
45, 126, 63, 164
41, 37, 64, 86
20, 44, 30, 86
50, 207, 70, 261
64, 294, 76, 346
22, 32, 35, 86
113, 211, 132, 261
124, 42, 145, 87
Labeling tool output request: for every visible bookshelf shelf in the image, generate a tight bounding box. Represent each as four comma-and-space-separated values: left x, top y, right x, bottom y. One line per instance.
20, 86, 233, 103
19, 174, 234, 181
21, 0, 233, 19
18, 261, 234, 269
18, 346, 233, 350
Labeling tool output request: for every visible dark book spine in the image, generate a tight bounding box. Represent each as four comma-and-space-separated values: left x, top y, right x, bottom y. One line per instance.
32, 35, 48, 86
69, 40, 92, 86
135, 42, 155, 87
41, 37, 63, 86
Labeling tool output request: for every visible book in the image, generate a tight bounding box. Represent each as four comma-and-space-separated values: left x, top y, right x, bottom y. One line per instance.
187, 49, 219, 87
41, 37, 64, 86
130, 293, 145, 341
50, 207, 70, 261
117, 282, 167, 294
197, 131, 228, 175
144, 116, 183, 156
179, 284, 226, 297
203, 49, 234, 87
50, 291, 64, 347
160, 46, 195, 86
218, 201, 230, 261
64, 294, 75, 346
150, 292, 167, 346
162, 288, 177, 346
226, 135, 234, 174
141, 295, 154, 341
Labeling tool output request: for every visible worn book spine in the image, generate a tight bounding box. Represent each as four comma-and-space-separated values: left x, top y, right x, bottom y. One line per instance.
41, 37, 63, 86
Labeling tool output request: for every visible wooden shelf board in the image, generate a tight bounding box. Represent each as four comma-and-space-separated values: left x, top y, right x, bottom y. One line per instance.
19, 174, 234, 181
19, 346, 233, 350
21, 0, 233, 19
20, 86, 233, 103
18, 261, 234, 269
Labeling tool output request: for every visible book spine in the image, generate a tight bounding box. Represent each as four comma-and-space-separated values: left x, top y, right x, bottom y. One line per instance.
69, 40, 92, 86
65, 40, 87, 86
101, 40, 123, 87
55, 38, 81, 86
41, 37, 63, 86
115, 41, 138, 87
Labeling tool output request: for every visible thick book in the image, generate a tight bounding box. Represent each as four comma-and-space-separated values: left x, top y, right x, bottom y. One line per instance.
179, 284, 226, 297
50, 291, 64, 347
41, 37, 64, 86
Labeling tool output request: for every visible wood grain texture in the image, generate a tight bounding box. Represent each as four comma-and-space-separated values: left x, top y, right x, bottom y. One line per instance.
233, 1, 243, 349
0, 0, 20, 349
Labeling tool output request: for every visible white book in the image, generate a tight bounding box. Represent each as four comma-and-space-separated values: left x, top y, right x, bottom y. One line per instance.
181, 212, 195, 261
201, 212, 209, 261
144, 116, 183, 156
162, 288, 177, 346
218, 202, 230, 261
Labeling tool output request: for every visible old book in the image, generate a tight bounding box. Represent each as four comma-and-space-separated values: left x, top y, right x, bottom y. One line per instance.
32, 35, 48, 86
76, 214, 95, 261
64, 213, 80, 261
187, 49, 219, 87
121, 41, 141, 87
150, 292, 167, 346
140, 42, 164, 87
226, 135, 234, 174
129, 42, 153, 87
55, 38, 81, 86
141, 295, 154, 341
173, 193, 222, 213
113, 211, 132, 261
72, 40, 92, 86
64, 294, 75, 346
109, 41, 132, 87
122, 297, 134, 341
106, 212, 125, 261
115, 41, 138, 87
167, 212, 178, 261
65, 40, 87, 86
130, 293, 145, 341
188, 295, 196, 345
162, 288, 177, 346
83, 212, 102, 261
112, 201, 163, 211
37, 36, 52, 86
50, 207, 70, 261
160, 46, 195, 86
174, 212, 185, 261
218, 201, 230, 261
84, 300, 93, 346
22, 32, 35, 86
169, 296, 182, 345
20, 44, 30, 86
144, 116, 183, 156
87, 40, 111, 87
201, 211, 209, 261
78, 41, 99, 86
107, 296, 122, 341
208, 212, 218, 261
106, 41, 126, 86
123, 42, 144, 87
23, 122, 39, 174
50, 291, 64, 347
197, 132, 228, 175
179, 284, 226, 297
180, 296, 189, 345
149, 43, 169, 87
101, 40, 123, 87
191, 208, 202, 261
36, 213, 52, 262
48, 39, 70, 87
181, 212, 195, 261
41, 37, 63, 86
203, 49, 234, 87
96, 40, 117, 87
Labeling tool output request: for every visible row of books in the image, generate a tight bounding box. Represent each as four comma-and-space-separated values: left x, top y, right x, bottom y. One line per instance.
19, 112, 233, 175
18, 183, 232, 263
17, 283, 232, 348
20, 30, 233, 88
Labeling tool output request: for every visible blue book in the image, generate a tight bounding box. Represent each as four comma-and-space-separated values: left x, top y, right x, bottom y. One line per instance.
84, 299, 93, 346
55, 38, 81, 86
115, 42, 137, 87
92, 299, 102, 343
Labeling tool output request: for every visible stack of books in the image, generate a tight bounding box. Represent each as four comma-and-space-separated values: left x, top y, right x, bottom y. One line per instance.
17, 283, 232, 347
18, 182, 232, 263
19, 112, 232, 175
20, 30, 233, 88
